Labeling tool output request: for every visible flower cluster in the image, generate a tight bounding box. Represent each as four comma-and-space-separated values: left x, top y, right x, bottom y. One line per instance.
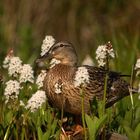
36, 70, 47, 89
134, 58, 140, 100
135, 58, 140, 99
50, 58, 61, 68
2, 53, 35, 105
3, 55, 11, 69
74, 67, 89, 87
19, 100, 25, 106
135, 59, 140, 69
3, 56, 22, 77
2, 44, 49, 112
54, 81, 63, 94
3, 54, 34, 84
3, 48, 14, 68
25, 90, 46, 112
19, 64, 34, 83
135, 58, 140, 76
41, 35, 55, 56
4, 80, 20, 103
95, 42, 115, 67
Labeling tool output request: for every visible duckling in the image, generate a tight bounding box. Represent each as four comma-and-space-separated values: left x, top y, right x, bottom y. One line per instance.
36, 41, 130, 115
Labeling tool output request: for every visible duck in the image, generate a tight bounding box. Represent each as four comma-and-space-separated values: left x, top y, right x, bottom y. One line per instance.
36, 41, 130, 115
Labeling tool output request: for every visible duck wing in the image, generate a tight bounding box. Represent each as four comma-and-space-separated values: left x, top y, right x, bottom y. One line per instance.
84, 66, 129, 107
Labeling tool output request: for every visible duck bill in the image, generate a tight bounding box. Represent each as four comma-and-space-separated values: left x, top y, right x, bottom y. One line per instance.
36, 52, 52, 63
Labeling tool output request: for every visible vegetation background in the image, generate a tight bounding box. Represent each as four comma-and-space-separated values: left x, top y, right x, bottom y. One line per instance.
0, 0, 140, 140
0, 0, 140, 66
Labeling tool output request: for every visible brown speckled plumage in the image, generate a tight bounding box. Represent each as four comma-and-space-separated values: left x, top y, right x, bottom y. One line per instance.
37, 41, 130, 115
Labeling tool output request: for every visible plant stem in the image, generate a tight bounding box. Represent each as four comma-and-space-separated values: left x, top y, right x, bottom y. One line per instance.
4, 124, 11, 140
81, 88, 87, 140
102, 73, 108, 140
60, 95, 64, 127
103, 74, 108, 114
129, 65, 135, 109
129, 65, 135, 127
4, 115, 16, 140
60, 95, 69, 140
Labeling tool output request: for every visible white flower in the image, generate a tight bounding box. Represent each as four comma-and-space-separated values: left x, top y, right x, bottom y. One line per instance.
135, 59, 140, 70
74, 67, 89, 87
36, 70, 47, 89
19, 64, 34, 83
82, 55, 94, 66
97, 59, 106, 67
7, 57, 22, 77
3, 48, 14, 69
26, 90, 46, 112
138, 83, 140, 93
41, 35, 55, 56
4, 80, 20, 103
96, 45, 106, 59
135, 59, 140, 76
138, 95, 140, 100
54, 82, 63, 94
20, 100, 25, 106
95, 42, 115, 67
50, 58, 61, 68
138, 83, 140, 100
108, 48, 115, 58
3, 55, 11, 69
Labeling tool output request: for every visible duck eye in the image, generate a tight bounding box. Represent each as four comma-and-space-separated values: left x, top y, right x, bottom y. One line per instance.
60, 44, 64, 47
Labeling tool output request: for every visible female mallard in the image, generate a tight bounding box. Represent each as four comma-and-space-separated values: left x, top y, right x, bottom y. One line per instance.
36, 41, 130, 115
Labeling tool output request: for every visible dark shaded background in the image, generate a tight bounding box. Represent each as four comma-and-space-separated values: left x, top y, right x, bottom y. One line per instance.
0, 0, 140, 64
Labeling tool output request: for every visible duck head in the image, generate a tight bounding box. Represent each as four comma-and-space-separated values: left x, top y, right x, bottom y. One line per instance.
36, 41, 78, 66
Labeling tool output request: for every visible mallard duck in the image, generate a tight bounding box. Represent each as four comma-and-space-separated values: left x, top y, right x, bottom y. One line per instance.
36, 41, 130, 115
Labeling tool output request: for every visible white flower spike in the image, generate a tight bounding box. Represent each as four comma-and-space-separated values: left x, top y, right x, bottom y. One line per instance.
74, 67, 89, 87
36, 70, 47, 89
96, 42, 115, 67
3, 48, 14, 69
26, 90, 46, 112
50, 58, 61, 68
19, 64, 34, 83
54, 82, 63, 94
135, 58, 140, 70
6, 57, 22, 77
4, 80, 20, 103
41, 35, 55, 56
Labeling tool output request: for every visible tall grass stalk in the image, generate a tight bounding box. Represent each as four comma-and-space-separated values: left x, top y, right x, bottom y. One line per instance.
60, 95, 64, 126
80, 88, 87, 140
60, 95, 69, 140
4, 115, 16, 140
21, 127, 28, 140
129, 65, 135, 128
129, 65, 135, 109
101, 73, 108, 140
103, 74, 108, 114
4, 124, 11, 140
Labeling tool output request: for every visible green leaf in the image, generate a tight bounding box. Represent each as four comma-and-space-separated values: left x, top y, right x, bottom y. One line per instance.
85, 114, 107, 140
5, 111, 13, 125
85, 114, 95, 140
43, 129, 51, 140
51, 119, 58, 135
94, 115, 107, 137
123, 126, 137, 140
42, 132, 50, 140
37, 127, 43, 140
135, 123, 140, 139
